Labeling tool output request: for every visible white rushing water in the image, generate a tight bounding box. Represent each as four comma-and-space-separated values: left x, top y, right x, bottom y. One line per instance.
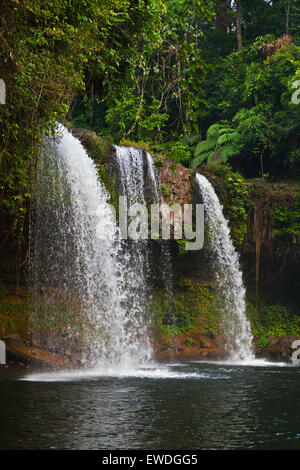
31, 126, 152, 369
31, 132, 255, 372
195, 173, 254, 361
114, 146, 174, 321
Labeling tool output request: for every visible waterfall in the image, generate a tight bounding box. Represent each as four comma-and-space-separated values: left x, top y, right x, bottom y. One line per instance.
30, 126, 152, 369
114, 145, 174, 320
195, 173, 254, 361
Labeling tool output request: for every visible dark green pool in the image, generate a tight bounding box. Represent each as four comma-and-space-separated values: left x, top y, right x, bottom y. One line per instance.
0, 360, 299, 450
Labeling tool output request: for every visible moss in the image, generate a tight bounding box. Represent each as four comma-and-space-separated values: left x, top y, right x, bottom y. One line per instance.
185, 337, 194, 347
119, 139, 151, 153
153, 277, 221, 339
246, 295, 300, 347
76, 132, 120, 211
159, 184, 171, 197
98, 163, 119, 210
0, 299, 29, 319
0, 298, 29, 339
86, 136, 119, 206
83, 134, 112, 166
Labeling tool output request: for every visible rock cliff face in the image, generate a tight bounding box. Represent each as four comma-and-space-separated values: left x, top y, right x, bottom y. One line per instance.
157, 160, 193, 206
4, 334, 71, 368
257, 335, 300, 363
0, 128, 298, 365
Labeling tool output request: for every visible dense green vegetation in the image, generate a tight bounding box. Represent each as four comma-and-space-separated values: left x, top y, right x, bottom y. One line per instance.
155, 278, 221, 338
71, 0, 300, 179
1, 0, 299, 220
192, 35, 300, 178
248, 300, 300, 348
0, 0, 163, 221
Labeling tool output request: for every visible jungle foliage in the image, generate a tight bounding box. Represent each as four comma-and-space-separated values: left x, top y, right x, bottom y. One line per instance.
191, 34, 300, 178
0, 0, 300, 229
70, 1, 300, 178
0, 0, 163, 221
0, 0, 299, 348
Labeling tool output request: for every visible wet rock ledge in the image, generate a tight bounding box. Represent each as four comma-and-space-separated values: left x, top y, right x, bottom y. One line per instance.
2, 333, 299, 369
257, 335, 300, 363
3, 334, 71, 369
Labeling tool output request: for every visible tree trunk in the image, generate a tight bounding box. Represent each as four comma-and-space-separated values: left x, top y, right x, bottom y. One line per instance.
215, 0, 230, 32
284, 0, 291, 35
236, 0, 242, 51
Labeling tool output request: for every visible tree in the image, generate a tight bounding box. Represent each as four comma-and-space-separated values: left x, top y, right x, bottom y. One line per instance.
284, 0, 292, 34
0, 0, 163, 221
197, 35, 300, 177
233, 106, 279, 176
236, 0, 243, 50
86, 0, 214, 142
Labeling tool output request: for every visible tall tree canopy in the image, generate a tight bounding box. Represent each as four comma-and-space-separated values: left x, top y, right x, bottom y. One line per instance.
0, 0, 163, 219
0, 0, 299, 232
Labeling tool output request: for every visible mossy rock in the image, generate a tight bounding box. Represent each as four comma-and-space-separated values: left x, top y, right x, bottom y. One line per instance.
153, 277, 221, 339
70, 128, 112, 164
70, 128, 119, 210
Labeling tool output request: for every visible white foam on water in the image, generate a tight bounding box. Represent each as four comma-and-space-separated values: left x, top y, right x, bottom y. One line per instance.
192, 358, 291, 368
21, 364, 230, 382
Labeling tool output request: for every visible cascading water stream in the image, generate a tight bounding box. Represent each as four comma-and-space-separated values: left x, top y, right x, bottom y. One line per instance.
33, 129, 252, 368
30, 126, 152, 369
195, 173, 254, 361
114, 146, 174, 320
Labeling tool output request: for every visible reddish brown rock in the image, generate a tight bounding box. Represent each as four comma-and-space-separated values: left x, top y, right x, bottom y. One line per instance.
153, 333, 226, 360
158, 160, 193, 206
258, 335, 300, 362
4, 334, 71, 368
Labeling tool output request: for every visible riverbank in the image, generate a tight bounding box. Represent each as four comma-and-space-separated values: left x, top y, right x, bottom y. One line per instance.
2, 330, 299, 369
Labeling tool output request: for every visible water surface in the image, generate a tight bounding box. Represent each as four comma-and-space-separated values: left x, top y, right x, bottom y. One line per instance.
0, 361, 299, 450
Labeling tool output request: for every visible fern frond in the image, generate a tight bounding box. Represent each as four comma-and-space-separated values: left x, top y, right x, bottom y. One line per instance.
194, 139, 216, 157
220, 145, 238, 162
190, 150, 214, 168
218, 127, 236, 135
217, 131, 239, 146
206, 123, 223, 138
